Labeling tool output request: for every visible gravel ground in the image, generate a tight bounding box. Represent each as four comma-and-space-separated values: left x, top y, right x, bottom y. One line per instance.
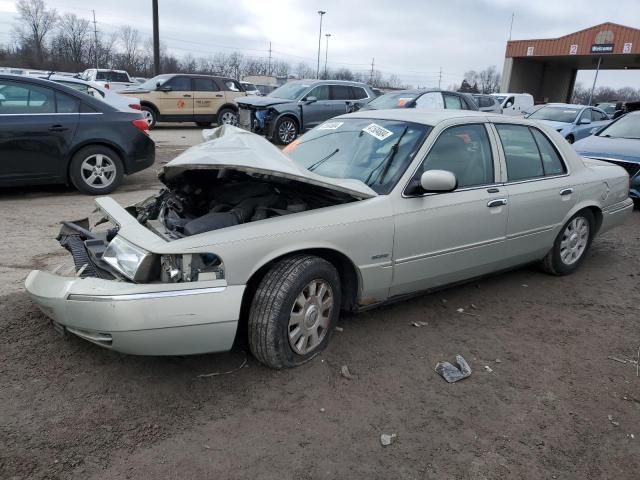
1, 127, 639, 479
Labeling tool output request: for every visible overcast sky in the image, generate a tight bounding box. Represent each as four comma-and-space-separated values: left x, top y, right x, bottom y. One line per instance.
0, 0, 639, 89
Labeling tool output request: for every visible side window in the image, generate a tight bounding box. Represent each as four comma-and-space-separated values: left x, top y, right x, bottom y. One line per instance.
504, 96, 515, 108
495, 124, 545, 181
443, 94, 463, 110
578, 109, 591, 123
55, 92, 79, 113
420, 124, 494, 188
0, 81, 55, 114
224, 80, 241, 91
591, 109, 607, 121
350, 87, 368, 100
415, 92, 445, 109
306, 85, 329, 101
530, 129, 566, 176
193, 78, 218, 91
164, 76, 191, 91
330, 85, 351, 100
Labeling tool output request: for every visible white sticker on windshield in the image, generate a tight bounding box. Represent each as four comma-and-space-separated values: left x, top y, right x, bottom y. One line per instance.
362, 123, 393, 141
319, 121, 344, 130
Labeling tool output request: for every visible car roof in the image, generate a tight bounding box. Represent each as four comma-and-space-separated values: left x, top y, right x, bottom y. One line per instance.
340, 108, 496, 126
540, 103, 587, 109
292, 79, 369, 87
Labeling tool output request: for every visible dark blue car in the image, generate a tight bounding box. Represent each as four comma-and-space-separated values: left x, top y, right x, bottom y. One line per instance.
573, 111, 640, 203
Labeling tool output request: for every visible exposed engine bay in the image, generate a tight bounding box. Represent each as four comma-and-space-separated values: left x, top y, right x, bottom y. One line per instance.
134, 169, 357, 239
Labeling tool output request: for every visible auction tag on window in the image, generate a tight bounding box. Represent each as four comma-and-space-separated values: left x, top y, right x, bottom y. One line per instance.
319, 121, 344, 130
362, 123, 393, 140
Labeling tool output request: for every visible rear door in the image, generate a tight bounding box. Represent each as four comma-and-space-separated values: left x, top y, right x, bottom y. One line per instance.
193, 77, 225, 121
0, 79, 79, 184
493, 122, 575, 262
155, 75, 194, 118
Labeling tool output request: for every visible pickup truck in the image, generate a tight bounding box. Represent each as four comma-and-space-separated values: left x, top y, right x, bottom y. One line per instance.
79, 69, 137, 91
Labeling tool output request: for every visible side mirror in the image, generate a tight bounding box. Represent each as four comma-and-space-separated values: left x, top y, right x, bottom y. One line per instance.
579, 117, 591, 125
157, 83, 171, 92
589, 127, 598, 134
303, 96, 317, 104
420, 170, 457, 192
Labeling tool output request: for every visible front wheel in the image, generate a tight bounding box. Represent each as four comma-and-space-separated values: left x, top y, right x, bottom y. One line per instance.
541, 210, 594, 275
217, 108, 238, 126
69, 145, 124, 195
274, 117, 298, 145
248, 255, 341, 369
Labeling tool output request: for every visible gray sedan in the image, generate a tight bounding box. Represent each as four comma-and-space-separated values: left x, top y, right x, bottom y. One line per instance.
26, 110, 633, 369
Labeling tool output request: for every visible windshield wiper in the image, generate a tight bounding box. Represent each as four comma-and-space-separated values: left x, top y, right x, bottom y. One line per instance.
308, 148, 340, 172
365, 126, 409, 185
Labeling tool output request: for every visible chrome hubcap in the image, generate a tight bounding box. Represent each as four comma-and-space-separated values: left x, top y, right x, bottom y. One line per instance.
279, 120, 296, 143
80, 154, 116, 188
560, 217, 589, 265
143, 110, 154, 125
220, 111, 238, 125
288, 279, 333, 355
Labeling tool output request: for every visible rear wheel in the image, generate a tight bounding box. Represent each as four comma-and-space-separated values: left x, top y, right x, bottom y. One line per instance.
141, 106, 157, 129
541, 210, 594, 275
274, 117, 298, 145
217, 108, 238, 126
248, 255, 341, 369
69, 145, 124, 195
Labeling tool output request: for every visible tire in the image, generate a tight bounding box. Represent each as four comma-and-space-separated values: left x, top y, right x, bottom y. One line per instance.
196, 121, 212, 128
565, 134, 575, 144
141, 105, 157, 129
217, 108, 238, 126
248, 255, 341, 369
274, 116, 299, 145
69, 145, 124, 195
541, 210, 594, 276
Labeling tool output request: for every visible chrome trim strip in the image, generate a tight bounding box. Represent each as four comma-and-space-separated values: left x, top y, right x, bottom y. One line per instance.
506, 225, 555, 240
67, 286, 225, 302
394, 236, 504, 265
0, 112, 103, 116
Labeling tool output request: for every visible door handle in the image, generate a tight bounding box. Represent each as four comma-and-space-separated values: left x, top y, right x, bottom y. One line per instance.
215, 94, 223, 98
487, 187, 500, 193
48, 125, 68, 132
560, 188, 574, 196
183, 94, 192, 98
487, 198, 507, 208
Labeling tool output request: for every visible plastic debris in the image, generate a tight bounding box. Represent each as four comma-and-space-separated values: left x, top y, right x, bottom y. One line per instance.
380, 433, 397, 446
335, 326, 344, 332
521, 284, 528, 287
412, 321, 429, 327
320, 408, 325, 413
435, 355, 472, 383
608, 356, 627, 364
495, 359, 502, 363
456, 308, 465, 313
484, 365, 493, 373
608, 414, 620, 427
470, 304, 478, 310
341, 365, 355, 380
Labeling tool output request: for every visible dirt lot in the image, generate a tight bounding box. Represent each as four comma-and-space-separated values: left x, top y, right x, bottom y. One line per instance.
1, 126, 639, 479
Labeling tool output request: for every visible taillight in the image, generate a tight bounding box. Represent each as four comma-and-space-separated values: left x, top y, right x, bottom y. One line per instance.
132, 118, 149, 135
129, 103, 141, 110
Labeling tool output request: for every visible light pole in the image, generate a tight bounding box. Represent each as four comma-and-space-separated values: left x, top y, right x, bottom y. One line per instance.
324, 33, 331, 79
316, 10, 326, 79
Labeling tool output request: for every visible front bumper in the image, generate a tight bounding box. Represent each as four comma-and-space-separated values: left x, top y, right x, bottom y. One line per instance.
25, 270, 244, 356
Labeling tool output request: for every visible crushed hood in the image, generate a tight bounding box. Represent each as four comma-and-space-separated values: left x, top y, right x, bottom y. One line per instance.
574, 135, 640, 163
160, 125, 378, 199
236, 96, 293, 108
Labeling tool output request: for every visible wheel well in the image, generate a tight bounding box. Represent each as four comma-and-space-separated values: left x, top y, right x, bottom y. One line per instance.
219, 103, 238, 113
276, 114, 300, 130
140, 101, 158, 114
585, 206, 603, 233
66, 141, 127, 181
239, 249, 360, 328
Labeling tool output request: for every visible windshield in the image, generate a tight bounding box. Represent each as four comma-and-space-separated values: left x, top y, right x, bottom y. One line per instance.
138, 74, 172, 90
597, 114, 640, 139
528, 106, 580, 123
268, 83, 309, 100
95, 71, 130, 82
367, 92, 418, 109
284, 119, 430, 194
596, 103, 616, 114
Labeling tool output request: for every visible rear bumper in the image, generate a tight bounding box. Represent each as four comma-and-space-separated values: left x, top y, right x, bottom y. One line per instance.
124, 134, 155, 175
25, 270, 244, 356
601, 198, 634, 233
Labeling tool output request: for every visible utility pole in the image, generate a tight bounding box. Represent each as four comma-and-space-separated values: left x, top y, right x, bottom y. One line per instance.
268, 41, 272, 76
152, 0, 160, 76
438, 67, 442, 89
316, 10, 326, 79
324, 33, 331, 79
369, 57, 374, 84
508, 12, 514, 40
92, 10, 98, 68
587, 56, 602, 106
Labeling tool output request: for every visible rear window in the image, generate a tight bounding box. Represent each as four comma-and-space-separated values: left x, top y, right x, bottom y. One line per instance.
95, 71, 130, 82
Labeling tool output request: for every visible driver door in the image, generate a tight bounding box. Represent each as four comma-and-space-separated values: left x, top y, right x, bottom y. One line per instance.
300, 85, 332, 131
390, 122, 508, 296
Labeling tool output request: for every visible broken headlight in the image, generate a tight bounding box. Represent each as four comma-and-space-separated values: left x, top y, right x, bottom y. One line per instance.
160, 253, 225, 283
102, 236, 155, 282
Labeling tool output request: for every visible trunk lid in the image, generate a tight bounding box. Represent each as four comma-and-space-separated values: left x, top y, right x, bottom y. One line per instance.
160, 125, 378, 199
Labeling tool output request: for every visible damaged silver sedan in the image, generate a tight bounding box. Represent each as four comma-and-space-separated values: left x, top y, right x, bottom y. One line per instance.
26, 110, 633, 368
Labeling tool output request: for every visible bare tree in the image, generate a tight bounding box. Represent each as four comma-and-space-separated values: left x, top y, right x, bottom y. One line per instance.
53, 13, 90, 67
295, 62, 315, 79
118, 26, 141, 72
12, 0, 57, 65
